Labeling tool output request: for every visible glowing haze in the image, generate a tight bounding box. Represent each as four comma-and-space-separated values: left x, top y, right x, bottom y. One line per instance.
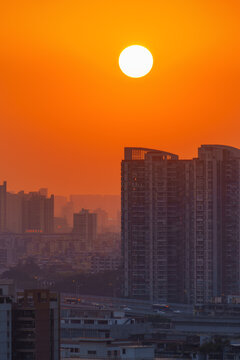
0, 0, 240, 195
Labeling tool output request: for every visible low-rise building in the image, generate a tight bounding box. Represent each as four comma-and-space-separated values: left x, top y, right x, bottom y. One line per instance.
61, 307, 152, 359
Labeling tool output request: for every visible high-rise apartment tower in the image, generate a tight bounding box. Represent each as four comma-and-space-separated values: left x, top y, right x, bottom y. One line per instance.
122, 145, 240, 304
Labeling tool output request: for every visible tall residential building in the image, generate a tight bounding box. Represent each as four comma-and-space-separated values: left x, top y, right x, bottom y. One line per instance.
0, 181, 7, 232
73, 209, 97, 250
196, 145, 240, 301
122, 145, 240, 304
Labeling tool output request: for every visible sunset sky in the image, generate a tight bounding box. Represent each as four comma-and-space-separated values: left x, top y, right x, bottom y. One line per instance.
1, 0, 240, 196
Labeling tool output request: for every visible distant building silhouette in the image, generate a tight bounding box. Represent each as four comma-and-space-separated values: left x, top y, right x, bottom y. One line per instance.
38, 187, 48, 197
70, 194, 120, 224
73, 209, 97, 250
122, 145, 240, 304
22, 191, 54, 233
0, 181, 7, 232
54, 216, 72, 233
54, 195, 68, 217
94, 208, 108, 234
6, 189, 54, 234
61, 201, 74, 228
6, 192, 22, 233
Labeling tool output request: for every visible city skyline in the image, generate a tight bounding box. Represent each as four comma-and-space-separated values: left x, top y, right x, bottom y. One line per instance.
2, 1, 240, 359
1, 0, 240, 195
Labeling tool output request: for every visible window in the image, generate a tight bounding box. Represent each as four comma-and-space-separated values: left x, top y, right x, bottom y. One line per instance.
122, 348, 126, 354
98, 320, 108, 325
88, 350, 96, 355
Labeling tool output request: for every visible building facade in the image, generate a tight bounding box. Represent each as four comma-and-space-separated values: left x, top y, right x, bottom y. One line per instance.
0, 280, 14, 360
0, 281, 60, 360
61, 307, 153, 359
12, 289, 60, 360
122, 145, 240, 304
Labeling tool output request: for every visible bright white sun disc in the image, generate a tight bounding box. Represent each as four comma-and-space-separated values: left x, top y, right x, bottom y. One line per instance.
119, 45, 153, 78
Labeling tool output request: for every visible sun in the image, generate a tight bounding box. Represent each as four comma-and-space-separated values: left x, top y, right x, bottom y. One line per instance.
119, 45, 153, 78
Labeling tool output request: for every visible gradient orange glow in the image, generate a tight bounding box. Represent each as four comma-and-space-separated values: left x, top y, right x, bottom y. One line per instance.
0, 0, 240, 195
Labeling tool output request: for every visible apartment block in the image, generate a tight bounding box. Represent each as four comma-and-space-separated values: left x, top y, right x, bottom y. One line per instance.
122, 145, 240, 304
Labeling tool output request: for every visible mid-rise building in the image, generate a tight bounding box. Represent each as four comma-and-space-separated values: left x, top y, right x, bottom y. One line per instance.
73, 209, 97, 250
22, 192, 54, 233
12, 289, 60, 360
0, 280, 14, 360
0, 281, 60, 360
61, 307, 153, 359
6, 192, 23, 233
5, 189, 54, 234
122, 145, 240, 304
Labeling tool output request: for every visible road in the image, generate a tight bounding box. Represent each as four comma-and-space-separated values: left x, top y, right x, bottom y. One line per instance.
60, 292, 193, 317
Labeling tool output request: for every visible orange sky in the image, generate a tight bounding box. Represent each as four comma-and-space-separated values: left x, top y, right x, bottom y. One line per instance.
0, 0, 240, 196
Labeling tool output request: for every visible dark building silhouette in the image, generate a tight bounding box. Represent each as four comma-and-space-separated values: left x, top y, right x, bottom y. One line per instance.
12, 289, 60, 360
0, 281, 60, 360
0, 181, 7, 232
122, 145, 240, 304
